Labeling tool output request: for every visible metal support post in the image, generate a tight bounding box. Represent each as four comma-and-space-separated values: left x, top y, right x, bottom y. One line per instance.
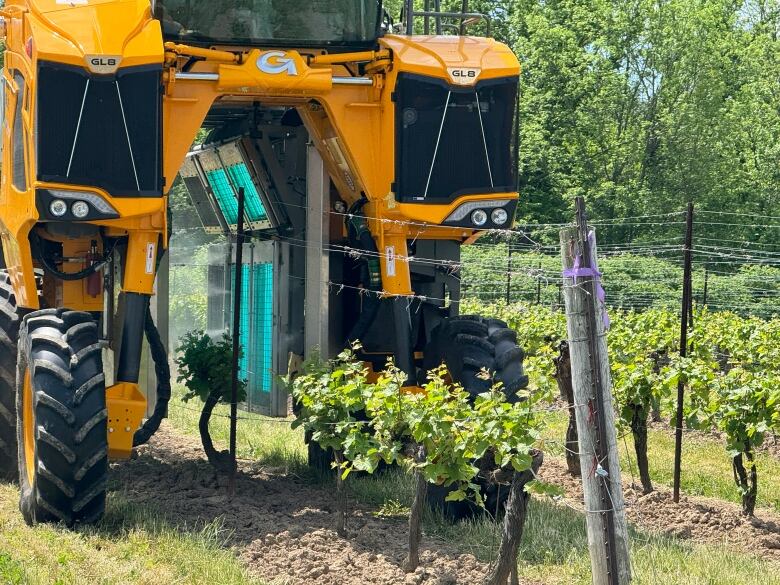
673, 202, 694, 503
229, 187, 246, 496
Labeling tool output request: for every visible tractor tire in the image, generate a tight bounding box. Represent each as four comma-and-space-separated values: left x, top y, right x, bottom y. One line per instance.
423, 315, 529, 401
16, 309, 108, 526
0, 271, 20, 481
423, 315, 530, 520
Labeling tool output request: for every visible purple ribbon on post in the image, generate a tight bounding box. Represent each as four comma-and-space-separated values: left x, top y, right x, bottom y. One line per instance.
563, 231, 610, 330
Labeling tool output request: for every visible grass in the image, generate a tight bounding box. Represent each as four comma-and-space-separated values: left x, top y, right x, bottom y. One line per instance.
0, 483, 263, 585
166, 388, 308, 472
347, 470, 780, 585
539, 410, 780, 512
3, 389, 776, 584
166, 391, 780, 585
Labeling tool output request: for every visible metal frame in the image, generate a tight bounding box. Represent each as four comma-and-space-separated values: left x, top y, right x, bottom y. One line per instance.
303, 144, 330, 361
403, 0, 491, 36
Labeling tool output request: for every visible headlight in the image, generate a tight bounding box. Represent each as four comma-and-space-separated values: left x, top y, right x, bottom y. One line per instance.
471, 209, 488, 227
71, 201, 90, 219
50, 199, 68, 217
491, 208, 509, 226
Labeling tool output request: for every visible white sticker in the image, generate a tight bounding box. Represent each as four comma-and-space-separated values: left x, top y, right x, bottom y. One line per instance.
145, 243, 155, 275
385, 246, 396, 277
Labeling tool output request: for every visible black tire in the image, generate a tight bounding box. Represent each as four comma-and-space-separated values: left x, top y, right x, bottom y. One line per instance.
0, 271, 20, 481
423, 315, 529, 401
16, 309, 108, 526
423, 315, 530, 520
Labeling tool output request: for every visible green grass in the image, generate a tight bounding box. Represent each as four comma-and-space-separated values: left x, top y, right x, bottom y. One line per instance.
167, 388, 308, 473
346, 470, 780, 585
540, 410, 780, 512
6, 390, 766, 584
0, 483, 264, 585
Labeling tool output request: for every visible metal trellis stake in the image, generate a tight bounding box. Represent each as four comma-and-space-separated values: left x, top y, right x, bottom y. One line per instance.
560, 197, 631, 585
229, 186, 246, 497
673, 202, 694, 503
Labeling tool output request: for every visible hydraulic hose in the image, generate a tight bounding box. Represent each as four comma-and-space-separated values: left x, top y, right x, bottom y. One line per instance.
345, 202, 383, 343
133, 303, 172, 447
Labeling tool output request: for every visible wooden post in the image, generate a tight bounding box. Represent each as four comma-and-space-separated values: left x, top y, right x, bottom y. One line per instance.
673, 202, 694, 503
560, 197, 631, 585
554, 342, 580, 477
229, 187, 246, 496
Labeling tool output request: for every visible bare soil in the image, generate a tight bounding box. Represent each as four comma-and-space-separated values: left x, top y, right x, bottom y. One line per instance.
111, 424, 497, 585
539, 457, 780, 562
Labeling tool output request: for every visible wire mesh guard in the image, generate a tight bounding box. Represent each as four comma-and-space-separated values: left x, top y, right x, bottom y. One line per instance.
231, 260, 274, 409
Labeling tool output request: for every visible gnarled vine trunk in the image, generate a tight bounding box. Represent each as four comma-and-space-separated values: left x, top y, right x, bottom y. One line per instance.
554, 342, 580, 477
732, 441, 757, 517
199, 389, 233, 473
404, 444, 427, 572
334, 450, 348, 537
630, 403, 653, 494
484, 451, 544, 585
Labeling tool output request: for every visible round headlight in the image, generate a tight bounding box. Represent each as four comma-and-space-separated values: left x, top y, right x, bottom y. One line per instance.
471, 209, 488, 227
71, 201, 90, 219
491, 208, 509, 226
49, 199, 68, 217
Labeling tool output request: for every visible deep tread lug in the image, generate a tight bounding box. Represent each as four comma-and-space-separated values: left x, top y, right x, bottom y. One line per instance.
17, 309, 108, 526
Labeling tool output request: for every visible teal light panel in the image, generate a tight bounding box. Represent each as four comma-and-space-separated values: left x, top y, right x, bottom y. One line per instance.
226, 163, 267, 223
205, 169, 239, 225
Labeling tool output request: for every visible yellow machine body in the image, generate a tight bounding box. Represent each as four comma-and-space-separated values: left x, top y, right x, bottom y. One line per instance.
0, 0, 520, 460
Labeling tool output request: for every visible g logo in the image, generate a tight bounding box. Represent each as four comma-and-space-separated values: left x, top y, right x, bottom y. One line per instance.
257, 51, 298, 76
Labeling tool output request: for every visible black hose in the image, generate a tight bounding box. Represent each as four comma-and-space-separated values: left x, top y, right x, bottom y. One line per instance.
35, 234, 116, 282
39, 253, 109, 282
133, 303, 171, 447
346, 203, 383, 343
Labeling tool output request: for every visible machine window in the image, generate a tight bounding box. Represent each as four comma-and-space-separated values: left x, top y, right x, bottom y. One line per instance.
395, 74, 518, 202
155, 0, 382, 46
12, 72, 26, 192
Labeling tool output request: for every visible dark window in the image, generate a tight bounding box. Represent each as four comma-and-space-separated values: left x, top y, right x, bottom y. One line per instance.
36, 62, 163, 197
395, 74, 518, 202
12, 72, 26, 192
155, 0, 381, 47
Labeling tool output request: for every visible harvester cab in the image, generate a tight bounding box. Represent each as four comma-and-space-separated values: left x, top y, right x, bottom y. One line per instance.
0, 0, 528, 526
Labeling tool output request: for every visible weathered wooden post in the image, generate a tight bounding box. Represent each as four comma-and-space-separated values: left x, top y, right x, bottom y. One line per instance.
560, 197, 631, 585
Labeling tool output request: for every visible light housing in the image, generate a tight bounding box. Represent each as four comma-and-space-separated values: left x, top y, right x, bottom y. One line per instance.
49, 199, 67, 217
471, 209, 488, 227
71, 201, 90, 219
491, 208, 509, 226
36, 188, 120, 221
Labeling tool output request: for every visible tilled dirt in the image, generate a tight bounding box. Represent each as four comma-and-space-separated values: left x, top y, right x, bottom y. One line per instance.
111, 424, 495, 585
539, 457, 780, 561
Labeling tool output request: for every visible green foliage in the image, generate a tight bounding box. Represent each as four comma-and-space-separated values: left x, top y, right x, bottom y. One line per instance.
461, 246, 780, 318
175, 330, 247, 404
291, 350, 545, 505
511, 0, 780, 242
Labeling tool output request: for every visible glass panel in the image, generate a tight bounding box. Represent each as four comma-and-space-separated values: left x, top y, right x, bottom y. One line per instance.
12, 72, 26, 192
156, 0, 381, 46
36, 62, 162, 197
395, 75, 518, 202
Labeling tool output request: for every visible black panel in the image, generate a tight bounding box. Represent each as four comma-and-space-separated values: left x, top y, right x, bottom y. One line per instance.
395, 74, 518, 203
182, 175, 222, 230
37, 61, 163, 197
